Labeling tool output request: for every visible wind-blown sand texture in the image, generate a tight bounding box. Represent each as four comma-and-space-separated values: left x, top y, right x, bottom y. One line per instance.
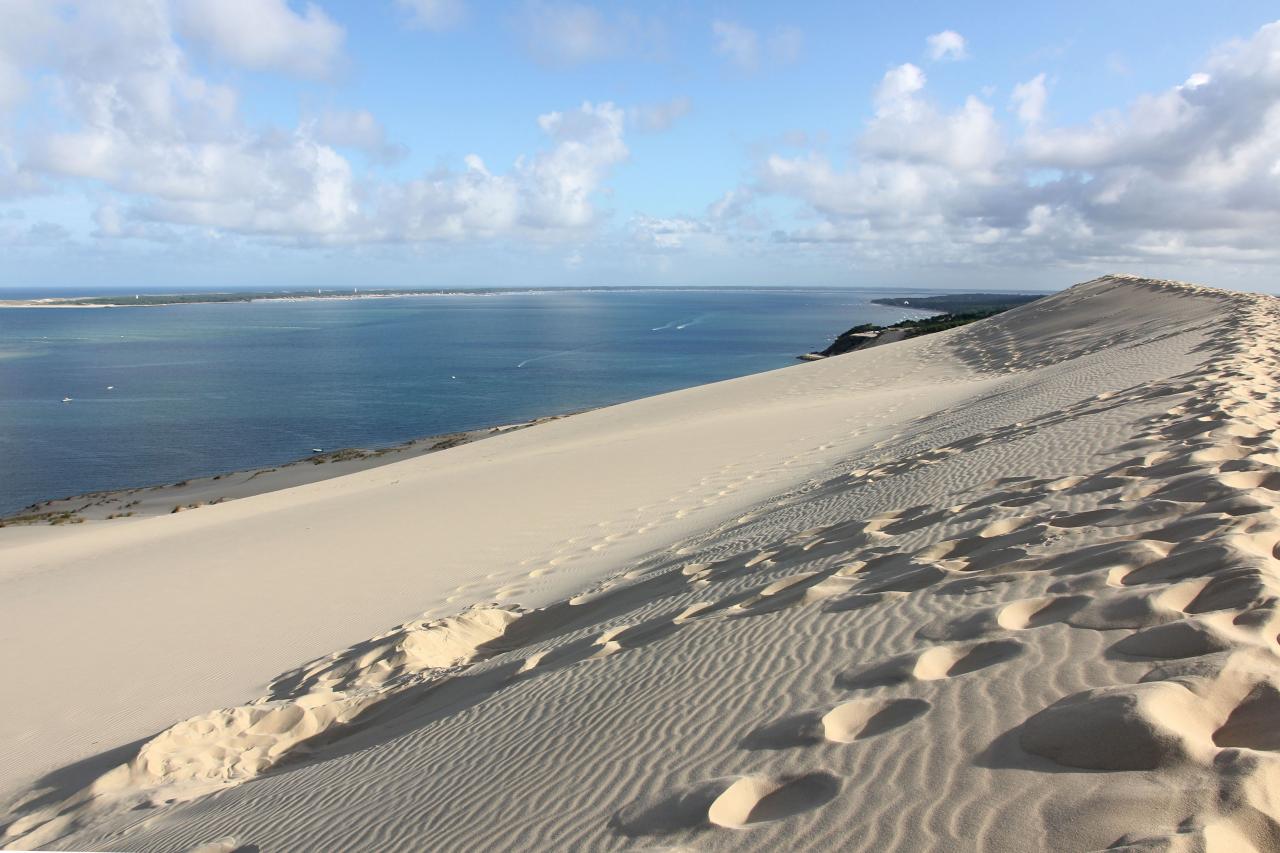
3, 275, 1280, 851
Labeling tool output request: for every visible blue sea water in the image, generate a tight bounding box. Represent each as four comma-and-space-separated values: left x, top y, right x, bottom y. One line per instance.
0, 288, 927, 514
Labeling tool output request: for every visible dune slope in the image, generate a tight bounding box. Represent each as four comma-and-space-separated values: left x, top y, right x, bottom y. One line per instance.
5, 275, 1280, 851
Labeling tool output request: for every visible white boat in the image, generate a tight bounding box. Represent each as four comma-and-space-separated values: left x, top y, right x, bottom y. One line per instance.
62, 397, 72, 403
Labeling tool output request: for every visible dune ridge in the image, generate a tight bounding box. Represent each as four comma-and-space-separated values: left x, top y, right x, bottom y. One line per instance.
5, 275, 1280, 850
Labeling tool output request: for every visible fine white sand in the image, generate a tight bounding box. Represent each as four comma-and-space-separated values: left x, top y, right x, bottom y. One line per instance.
3, 275, 1280, 851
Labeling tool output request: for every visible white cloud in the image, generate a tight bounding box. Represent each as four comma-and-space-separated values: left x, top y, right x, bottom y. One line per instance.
864, 64, 1003, 175
629, 97, 691, 133
92, 200, 176, 241
0, 57, 27, 112
926, 30, 968, 62
1011, 73, 1048, 124
1021, 203, 1091, 240
371, 101, 629, 241
0, 1, 57, 113
175, 0, 344, 78
312, 109, 407, 164
707, 187, 755, 223
0, 143, 43, 198
630, 215, 706, 250
396, 0, 465, 31
7, 2, 1280, 281
2, 4, 628, 245
875, 62, 926, 103
12, 3, 354, 237
746, 20, 1280, 268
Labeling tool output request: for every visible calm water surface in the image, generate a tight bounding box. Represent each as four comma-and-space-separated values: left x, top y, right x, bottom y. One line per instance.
0, 289, 927, 513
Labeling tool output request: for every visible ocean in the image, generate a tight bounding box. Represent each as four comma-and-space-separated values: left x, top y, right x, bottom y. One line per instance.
0, 288, 928, 514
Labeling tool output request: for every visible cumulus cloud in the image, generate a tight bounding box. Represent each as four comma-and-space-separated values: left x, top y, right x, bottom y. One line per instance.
862, 64, 1003, 175
1, 4, 629, 245
396, 0, 465, 31
15, 3, 354, 237
368, 101, 629, 241
926, 30, 968, 62
875, 62, 925, 103
746, 20, 1280, 268
0, 1, 57, 113
175, 0, 344, 78
1011, 73, 1048, 124
312, 109, 408, 164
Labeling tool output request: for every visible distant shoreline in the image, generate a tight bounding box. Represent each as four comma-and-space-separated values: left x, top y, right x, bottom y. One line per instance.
0, 285, 1056, 309
0, 288, 544, 308
0, 409, 586, 527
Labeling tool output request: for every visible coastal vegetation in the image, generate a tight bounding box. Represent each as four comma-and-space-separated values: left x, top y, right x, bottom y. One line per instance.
806, 293, 1044, 358
868, 293, 1044, 313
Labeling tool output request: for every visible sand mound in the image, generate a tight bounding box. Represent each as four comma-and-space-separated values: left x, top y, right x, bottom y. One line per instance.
8, 275, 1280, 851
1020, 681, 1207, 770
2, 608, 522, 848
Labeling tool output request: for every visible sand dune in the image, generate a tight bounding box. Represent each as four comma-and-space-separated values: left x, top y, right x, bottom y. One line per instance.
4, 275, 1280, 851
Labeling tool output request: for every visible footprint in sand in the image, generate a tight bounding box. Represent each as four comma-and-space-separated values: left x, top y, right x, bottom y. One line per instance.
589, 615, 682, 658
837, 639, 1025, 690
1020, 681, 1204, 771
1109, 617, 1237, 660
740, 698, 931, 749
186, 838, 259, 853
1213, 682, 1280, 752
821, 697, 931, 742
727, 572, 855, 616
611, 773, 840, 837
707, 773, 840, 828
823, 590, 907, 614
996, 595, 1091, 630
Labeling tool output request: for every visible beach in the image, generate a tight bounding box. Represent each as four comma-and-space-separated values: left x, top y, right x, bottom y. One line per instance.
0, 414, 574, 526
3, 274, 1280, 851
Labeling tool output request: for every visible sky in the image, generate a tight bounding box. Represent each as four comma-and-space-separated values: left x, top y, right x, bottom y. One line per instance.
1, 1, 1280, 292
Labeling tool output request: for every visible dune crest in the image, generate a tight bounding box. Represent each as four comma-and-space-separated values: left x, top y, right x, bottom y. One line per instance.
6, 275, 1280, 851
